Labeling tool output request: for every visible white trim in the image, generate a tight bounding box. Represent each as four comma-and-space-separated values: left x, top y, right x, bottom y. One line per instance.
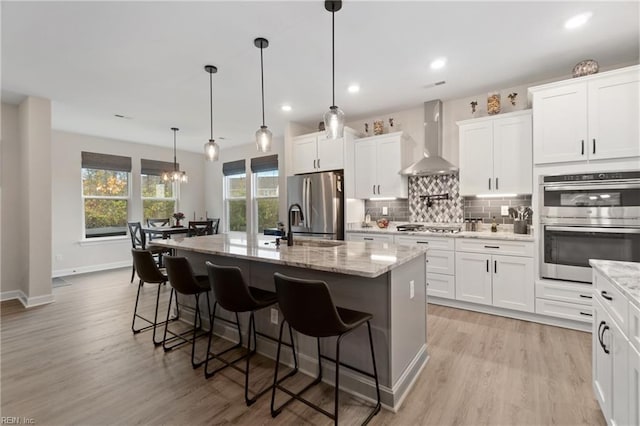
25, 293, 55, 307
1, 290, 28, 305
52, 260, 131, 278
78, 236, 129, 246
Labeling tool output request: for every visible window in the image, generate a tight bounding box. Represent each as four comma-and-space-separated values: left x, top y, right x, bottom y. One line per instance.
251, 155, 279, 233
81, 152, 131, 238
141, 159, 177, 224
223, 160, 247, 232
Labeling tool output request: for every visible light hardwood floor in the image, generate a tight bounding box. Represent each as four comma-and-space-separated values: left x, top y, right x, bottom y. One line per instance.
1, 268, 605, 425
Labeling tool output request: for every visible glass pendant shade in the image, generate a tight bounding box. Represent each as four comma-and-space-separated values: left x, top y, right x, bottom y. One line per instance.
256, 126, 272, 152
324, 105, 345, 139
204, 139, 219, 162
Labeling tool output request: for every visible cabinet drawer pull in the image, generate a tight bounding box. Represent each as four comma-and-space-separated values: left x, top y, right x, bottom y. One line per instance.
494, 260, 497, 274
484, 245, 500, 249
486, 259, 489, 272
579, 294, 592, 299
579, 311, 593, 317
592, 139, 596, 154
363, 237, 373, 241
581, 140, 585, 155
601, 291, 613, 301
417, 241, 429, 244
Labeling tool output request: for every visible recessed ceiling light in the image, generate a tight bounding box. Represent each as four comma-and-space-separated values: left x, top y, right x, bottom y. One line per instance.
430, 57, 447, 70
347, 84, 360, 93
281, 105, 292, 112
564, 11, 592, 29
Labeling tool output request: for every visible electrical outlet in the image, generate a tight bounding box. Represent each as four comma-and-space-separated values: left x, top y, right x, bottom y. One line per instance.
501, 205, 509, 216
270, 308, 278, 324
382, 206, 388, 215
409, 280, 415, 299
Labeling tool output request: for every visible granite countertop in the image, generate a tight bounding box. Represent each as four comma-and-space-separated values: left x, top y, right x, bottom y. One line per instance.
150, 234, 427, 279
347, 224, 535, 242
589, 260, 640, 309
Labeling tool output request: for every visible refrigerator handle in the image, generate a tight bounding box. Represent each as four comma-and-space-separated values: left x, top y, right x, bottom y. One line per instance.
306, 177, 312, 229
302, 177, 308, 228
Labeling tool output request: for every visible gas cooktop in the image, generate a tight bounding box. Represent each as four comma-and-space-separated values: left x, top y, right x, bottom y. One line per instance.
396, 223, 461, 234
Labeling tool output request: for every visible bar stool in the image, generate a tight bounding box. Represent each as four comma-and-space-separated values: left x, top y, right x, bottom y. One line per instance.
162, 255, 212, 369
204, 262, 298, 406
130, 249, 178, 345
270, 273, 381, 425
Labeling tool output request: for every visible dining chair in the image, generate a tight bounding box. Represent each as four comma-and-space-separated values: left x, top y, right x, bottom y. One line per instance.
188, 220, 214, 237
127, 221, 171, 283
207, 218, 220, 234
147, 218, 170, 228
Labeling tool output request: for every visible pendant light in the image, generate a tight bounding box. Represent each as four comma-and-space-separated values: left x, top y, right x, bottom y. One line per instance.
163, 127, 188, 183
204, 65, 219, 161
254, 37, 272, 152
323, 0, 345, 140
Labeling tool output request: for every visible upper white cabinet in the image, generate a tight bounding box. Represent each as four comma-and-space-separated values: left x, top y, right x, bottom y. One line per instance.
457, 110, 532, 196
354, 131, 409, 199
291, 131, 344, 175
529, 65, 640, 164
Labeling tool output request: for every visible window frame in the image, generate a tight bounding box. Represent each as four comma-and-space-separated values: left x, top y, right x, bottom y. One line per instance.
224, 172, 247, 233
140, 174, 179, 224
81, 167, 131, 240
252, 169, 279, 233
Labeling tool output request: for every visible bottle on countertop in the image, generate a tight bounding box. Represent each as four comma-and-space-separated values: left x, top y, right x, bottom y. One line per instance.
491, 216, 498, 233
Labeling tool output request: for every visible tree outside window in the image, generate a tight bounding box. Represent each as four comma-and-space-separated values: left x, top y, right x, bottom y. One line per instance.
226, 173, 247, 232
141, 174, 176, 224
82, 168, 129, 238
254, 170, 279, 232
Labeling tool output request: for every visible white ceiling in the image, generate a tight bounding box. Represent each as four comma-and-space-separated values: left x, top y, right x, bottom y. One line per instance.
2, 1, 639, 153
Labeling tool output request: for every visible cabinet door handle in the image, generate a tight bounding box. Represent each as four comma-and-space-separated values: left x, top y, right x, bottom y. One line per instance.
486, 259, 489, 272
601, 291, 613, 301
317, 158, 320, 169
313, 159, 316, 169
363, 237, 373, 241
372, 185, 376, 195
601, 325, 610, 354
579, 311, 593, 317
484, 245, 500, 249
494, 260, 497, 274
488, 178, 491, 190
579, 294, 592, 299
592, 139, 596, 154
377, 185, 381, 194
597, 321, 605, 349
581, 140, 584, 155
496, 177, 499, 190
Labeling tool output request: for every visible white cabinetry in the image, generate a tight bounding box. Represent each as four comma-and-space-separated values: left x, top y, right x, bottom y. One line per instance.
529, 65, 640, 164
354, 131, 409, 199
592, 267, 639, 426
291, 132, 344, 175
345, 232, 394, 244
394, 235, 455, 300
457, 110, 532, 196
455, 238, 534, 312
535, 280, 594, 323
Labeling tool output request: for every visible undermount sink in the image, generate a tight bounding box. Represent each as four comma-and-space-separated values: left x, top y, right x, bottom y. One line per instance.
293, 239, 344, 248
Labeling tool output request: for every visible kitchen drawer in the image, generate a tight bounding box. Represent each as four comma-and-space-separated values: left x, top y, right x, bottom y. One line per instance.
426, 250, 455, 275
535, 298, 594, 323
427, 273, 455, 300
594, 271, 628, 335
394, 235, 455, 251
455, 238, 534, 257
630, 302, 640, 352
346, 233, 394, 243
536, 280, 593, 306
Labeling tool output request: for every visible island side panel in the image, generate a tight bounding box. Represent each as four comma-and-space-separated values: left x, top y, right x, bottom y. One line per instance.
389, 254, 428, 394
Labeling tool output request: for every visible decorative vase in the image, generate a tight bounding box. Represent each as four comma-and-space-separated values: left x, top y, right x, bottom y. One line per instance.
572, 59, 599, 78
487, 92, 501, 115
373, 120, 384, 135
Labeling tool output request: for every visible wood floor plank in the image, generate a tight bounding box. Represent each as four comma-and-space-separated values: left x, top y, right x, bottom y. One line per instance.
1, 268, 605, 425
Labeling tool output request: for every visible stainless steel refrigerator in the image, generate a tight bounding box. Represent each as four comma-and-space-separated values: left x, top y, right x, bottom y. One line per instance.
287, 171, 344, 240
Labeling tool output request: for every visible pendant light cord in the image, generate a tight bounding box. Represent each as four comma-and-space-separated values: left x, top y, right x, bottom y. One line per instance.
173, 129, 178, 172
209, 72, 214, 140
260, 45, 265, 126
332, 8, 335, 107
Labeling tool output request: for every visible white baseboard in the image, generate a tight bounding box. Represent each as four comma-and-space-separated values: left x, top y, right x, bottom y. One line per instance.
52, 260, 131, 278
0, 290, 54, 308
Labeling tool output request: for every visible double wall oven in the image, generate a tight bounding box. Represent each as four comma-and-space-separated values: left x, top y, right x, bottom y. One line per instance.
540, 171, 640, 283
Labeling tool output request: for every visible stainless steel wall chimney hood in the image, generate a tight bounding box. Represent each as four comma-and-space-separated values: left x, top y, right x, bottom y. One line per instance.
400, 100, 458, 176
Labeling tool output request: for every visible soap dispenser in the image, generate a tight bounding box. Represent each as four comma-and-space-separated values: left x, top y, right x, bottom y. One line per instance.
491, 216, 498, 233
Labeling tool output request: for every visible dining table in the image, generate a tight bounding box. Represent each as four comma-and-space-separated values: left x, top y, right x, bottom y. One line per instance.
142, 225, 189, 240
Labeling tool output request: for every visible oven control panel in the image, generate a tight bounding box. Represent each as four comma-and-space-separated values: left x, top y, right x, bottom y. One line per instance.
543, 171, 640, 183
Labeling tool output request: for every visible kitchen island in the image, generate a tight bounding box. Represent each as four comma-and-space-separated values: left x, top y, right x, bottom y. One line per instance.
150, 234, 428, 410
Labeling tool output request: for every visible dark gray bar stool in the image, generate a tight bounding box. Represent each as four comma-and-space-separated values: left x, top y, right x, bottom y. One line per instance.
130, 249, 178, 345
270, 273, 381, 425
204, 262, 298, 406
163, 255, 211, 369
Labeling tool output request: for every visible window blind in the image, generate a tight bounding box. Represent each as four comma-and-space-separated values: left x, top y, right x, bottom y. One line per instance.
81, 152, 132, 172
141, 159, 176, 176
250, 155, 278, 173
222, 159, 246, 176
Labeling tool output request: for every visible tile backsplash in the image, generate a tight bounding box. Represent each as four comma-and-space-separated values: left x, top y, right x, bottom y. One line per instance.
364, 174, 532, 224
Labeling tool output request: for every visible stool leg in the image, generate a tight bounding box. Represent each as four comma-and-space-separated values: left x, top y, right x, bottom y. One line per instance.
270, 320, 286, 417
162, 288, 175, 350
131, 280, 143, 333
334, 334, 345, 426
289, 325, 299, 372
131, 265, 136, 283
244, 312, 256, 406
204, 302, 218, 377
191, 294, 202, 369
365, 320, 381, 422
151, 282, 163, 345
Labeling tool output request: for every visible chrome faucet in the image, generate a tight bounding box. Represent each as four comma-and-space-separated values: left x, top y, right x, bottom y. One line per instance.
287, 203, 304, 247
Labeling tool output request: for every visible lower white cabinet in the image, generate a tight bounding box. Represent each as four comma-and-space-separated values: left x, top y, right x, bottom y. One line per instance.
455, 242, 534, 312
630, 344, 640, 426
535, 280, 594, 323
345, 232, 394, 244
